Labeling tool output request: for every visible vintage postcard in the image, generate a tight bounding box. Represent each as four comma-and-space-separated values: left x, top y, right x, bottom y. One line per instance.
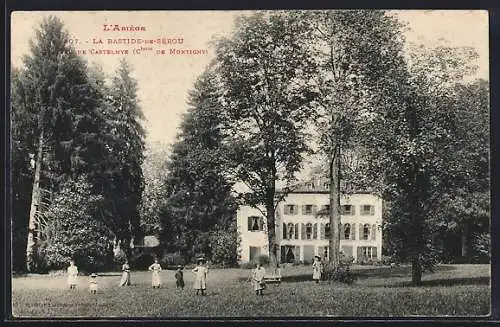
9, 10, 490, 318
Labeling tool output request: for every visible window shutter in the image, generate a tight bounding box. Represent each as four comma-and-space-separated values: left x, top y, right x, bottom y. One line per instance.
359, 224, 363, 240
248, 217, 252, 231
371, 224, 377, 240
313, 223, 318, 239
301, 205, 307, 215
351, 224, 356, 240
294, 205, 299, 215
351, 205, 356, 215
372, 247, 378, 259
320, 223, 325, 240
258, 217, 264, 231
312, 205, 317, 215
283, 223, 287, 239
301, 223, 306, 240
294, 223, 299, 239
340, 224, 345, 240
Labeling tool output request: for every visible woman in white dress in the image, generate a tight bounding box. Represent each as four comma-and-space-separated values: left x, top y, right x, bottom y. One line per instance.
192, 258, 208, 296
312, 255, 323, 284
252, 263, 266, 296
148, 258, 162, 288
119, 260, 131, 286
67, 260, 78, 289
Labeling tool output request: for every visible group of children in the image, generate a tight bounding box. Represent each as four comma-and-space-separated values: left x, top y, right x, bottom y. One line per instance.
66, 257, 209, 295
67, 255, 325, 296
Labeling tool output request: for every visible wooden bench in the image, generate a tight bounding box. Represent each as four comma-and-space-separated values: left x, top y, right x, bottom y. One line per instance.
263, 268, 282, 285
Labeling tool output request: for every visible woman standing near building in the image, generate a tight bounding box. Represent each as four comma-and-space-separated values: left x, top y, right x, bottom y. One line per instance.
312, 255, 323, 284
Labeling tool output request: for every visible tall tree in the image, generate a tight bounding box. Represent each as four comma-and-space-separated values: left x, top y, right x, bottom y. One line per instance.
13, 16, 104, 271
104, 59, 146, 256
213, 12, 318, 267
304, 10, 407, 269
140, 141, 170, 236
160, 68, 237, 261
360, 44, 483, 284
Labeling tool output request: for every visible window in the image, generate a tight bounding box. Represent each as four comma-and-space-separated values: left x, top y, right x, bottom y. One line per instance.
361, 205, 375, 215
344, 223, 351, 240
306, 223, 313, 240
359, 246, 378, 260
287, 223, 294, 240
284, 204, 297, 215
325, 223, 331, 238
306, 182, 314, 190
324, 183, 330, 190
341, 205, 355, 215
247, 216, 264, 231
303, 204, 315, 215
322, 204, 330, 213
249, 246, 261, 261
363, 223, 370, 240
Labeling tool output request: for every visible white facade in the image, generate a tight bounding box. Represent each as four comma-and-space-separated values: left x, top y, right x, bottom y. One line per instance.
237, 192, 383, 264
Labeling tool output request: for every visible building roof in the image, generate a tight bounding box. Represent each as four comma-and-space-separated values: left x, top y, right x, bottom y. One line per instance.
278, 176, 377, 195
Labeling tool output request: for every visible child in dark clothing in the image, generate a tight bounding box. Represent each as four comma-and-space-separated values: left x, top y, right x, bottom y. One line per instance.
175, 266, 185, 290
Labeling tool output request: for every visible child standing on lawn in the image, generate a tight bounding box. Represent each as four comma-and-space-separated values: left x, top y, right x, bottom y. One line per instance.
312, 255, 323, 284
89, 273, 98, 294
148, 258, 162, 288
175, 266, 185, 290
192, 258, 208, 296
252, 263, 266, 296
67, 260, 78, 289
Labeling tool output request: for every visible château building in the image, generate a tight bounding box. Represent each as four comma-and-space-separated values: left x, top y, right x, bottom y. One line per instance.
237, 179, 383, 264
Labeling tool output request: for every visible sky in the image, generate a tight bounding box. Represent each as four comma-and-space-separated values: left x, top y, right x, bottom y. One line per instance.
11, 10, 489, 149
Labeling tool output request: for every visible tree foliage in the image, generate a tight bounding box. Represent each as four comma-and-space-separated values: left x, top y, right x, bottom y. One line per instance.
360, 43, 488, 283
40, 176, 114, 272
213, 12, 318, 267
159, 68, 237, 261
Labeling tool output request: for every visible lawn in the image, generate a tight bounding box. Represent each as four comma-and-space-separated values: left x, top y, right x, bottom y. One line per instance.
11, 264, 490, 318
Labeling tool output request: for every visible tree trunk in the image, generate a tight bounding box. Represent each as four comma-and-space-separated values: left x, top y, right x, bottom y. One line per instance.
411, 256, 422, 286
26, 130, 44, 272
266, 202, 278, 268
461, 223, 468, 259
329, 143, 341, 268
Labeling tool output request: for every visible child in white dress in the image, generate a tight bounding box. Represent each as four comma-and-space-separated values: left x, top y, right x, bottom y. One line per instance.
252, 263, 266, 296
67, 260, 78, 289
89, 273, 98, 294
148, 259, 162, 288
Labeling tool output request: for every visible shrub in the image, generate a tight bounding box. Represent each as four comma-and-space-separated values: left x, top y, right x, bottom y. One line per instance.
40, 177, 114, 273
161, 252, 186, 267
209, 221, 241, 267
253, 254, 270, 266
239, 262, 255, 269
472, 232, 490, 263
323, 262, 356, 284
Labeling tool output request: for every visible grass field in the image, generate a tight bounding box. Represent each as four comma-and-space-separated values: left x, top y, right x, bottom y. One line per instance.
11, 264, 490, 318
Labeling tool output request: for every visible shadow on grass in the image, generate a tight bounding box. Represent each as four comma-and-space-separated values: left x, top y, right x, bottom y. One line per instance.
354, 264, 455, 279
378, 276, 491, 288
